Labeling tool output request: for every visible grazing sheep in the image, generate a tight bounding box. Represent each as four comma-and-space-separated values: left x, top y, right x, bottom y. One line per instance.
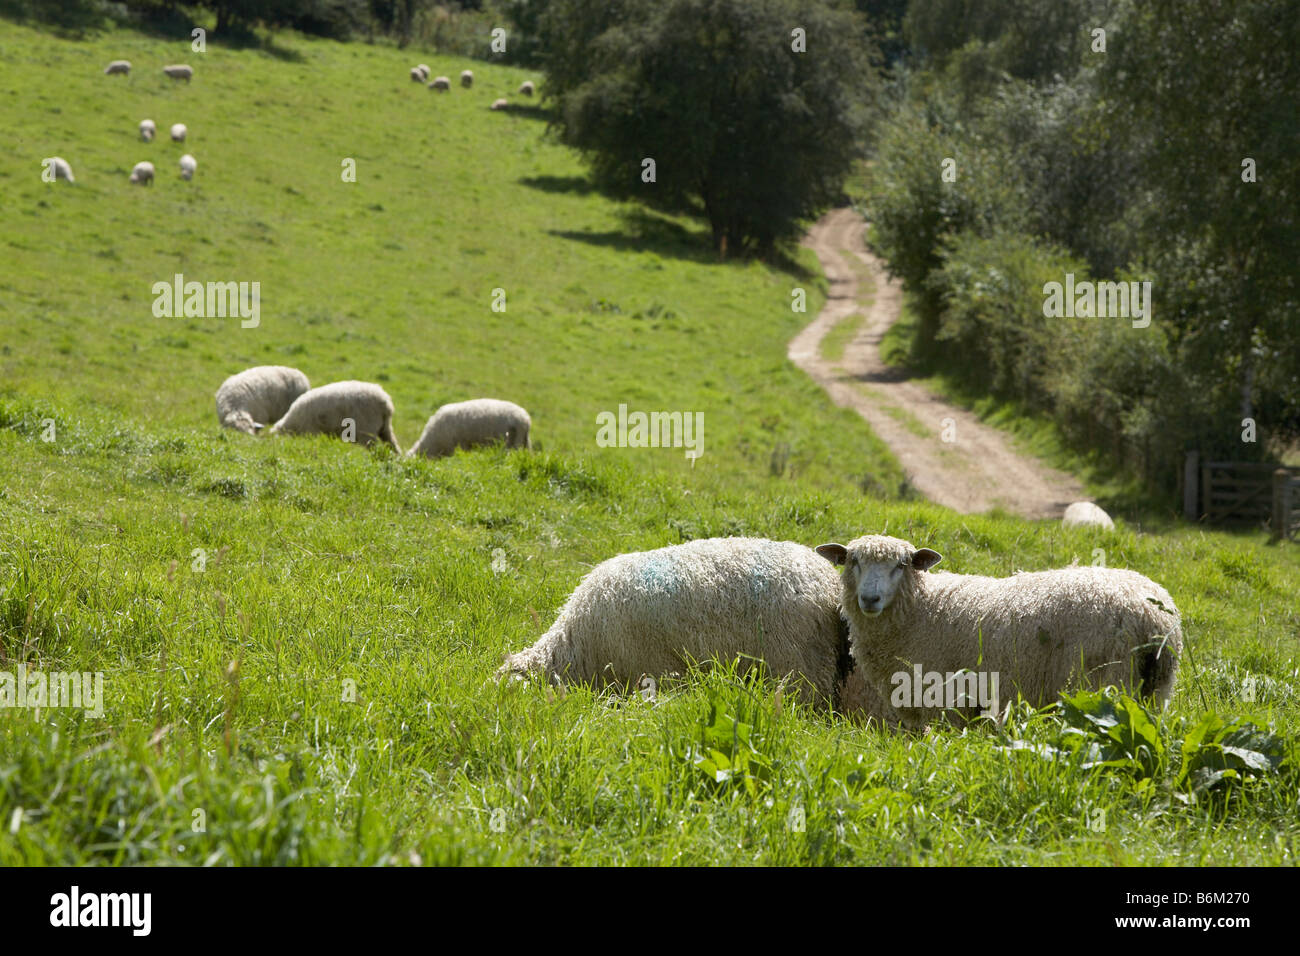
46, 156, 74, 183
139, 119, 156, 142
410, 66, 426, 82
816, 535, 1183, 731
490, 98, 508, 111
429, 76, 451, 91
1063, 501, 1115, 531
417, 64, 430, 79
170, 123, 187, 143
215, 366, 311, 435
460, 69, 473, 88
162, 64, 193, 81
104, 60, 131, 76
268, 381, 401, 453
179, 154, 197, 180
407, 399, 530, 459
518, 80, 535, 96
498, 537, 902, 723
128, 161, 155, 186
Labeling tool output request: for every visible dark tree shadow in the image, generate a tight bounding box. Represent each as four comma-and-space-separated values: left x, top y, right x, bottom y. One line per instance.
519, 175, 596, 196
496, 104, 554, 122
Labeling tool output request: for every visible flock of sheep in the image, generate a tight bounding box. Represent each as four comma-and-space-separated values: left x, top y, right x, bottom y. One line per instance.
121, 47, 1160, 732
409, 62, 535, 111
214, 365, 531, 459
45, 60, 197, 188
499, 532, 1184, 731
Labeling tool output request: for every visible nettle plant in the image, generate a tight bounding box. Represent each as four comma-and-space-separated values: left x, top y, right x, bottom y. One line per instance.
1005, 687, 1294, 807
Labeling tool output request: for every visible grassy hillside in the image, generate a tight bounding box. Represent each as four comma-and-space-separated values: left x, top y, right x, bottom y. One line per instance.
1, 21, 1298, 866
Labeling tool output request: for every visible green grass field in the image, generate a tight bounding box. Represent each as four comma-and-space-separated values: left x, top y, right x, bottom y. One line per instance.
2, 21, 1298, 866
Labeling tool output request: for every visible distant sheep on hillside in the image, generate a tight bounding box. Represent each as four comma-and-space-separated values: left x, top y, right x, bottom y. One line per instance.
407, 399, 531, 459
128, 161, 154, 185
46, 156, 74, 183
104, 60, 131, 76
268, 381, 401, 453
162, 64, 193, 81
490, 98, 508, 111
139, 119, 156, 142
179, 154, 197, 180
429, 76, 450, 92
215, 366, 310, 435
518, 80, 535, 96
1063, 501, 1115, 530
170, 123, 187, 142
460, 69, 473, 88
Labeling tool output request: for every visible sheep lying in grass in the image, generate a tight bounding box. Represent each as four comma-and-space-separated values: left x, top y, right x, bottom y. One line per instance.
215, 365, 310, 435
407, 399, 530, 459
497, 537, 903, 724
518, 80, 535, 96
128, 161, 154, 185
490, 98, 508, 111
1063, 501, 1115, 531
104, 60, 131, 75
816, 535, 1183, 731
460, 69, 473, 88
163, 64, 193, 81
268, 380, 401, 453
179, 154, 197, 180
139, 119, 156, 142
170, 123, 187, 143
47, 157, 74, 183
429, 76, 450, 91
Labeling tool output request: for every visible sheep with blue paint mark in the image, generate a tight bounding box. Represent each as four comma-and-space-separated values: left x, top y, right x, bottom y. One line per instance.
497, 537, 901, 723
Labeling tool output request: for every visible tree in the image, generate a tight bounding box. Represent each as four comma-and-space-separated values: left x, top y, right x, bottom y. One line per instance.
546, 0, 876, 256
1104, 0, 1300, 440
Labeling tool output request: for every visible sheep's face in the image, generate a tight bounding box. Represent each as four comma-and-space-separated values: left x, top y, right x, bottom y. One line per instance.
816, 536, 942, 616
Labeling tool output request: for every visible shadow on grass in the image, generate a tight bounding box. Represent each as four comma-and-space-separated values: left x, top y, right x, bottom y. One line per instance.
547, 207, 817, 277
496, 104, 554, 122
519, 175, 596, 196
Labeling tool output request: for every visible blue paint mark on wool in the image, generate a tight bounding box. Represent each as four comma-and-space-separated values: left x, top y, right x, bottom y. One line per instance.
638, 556, 680, 593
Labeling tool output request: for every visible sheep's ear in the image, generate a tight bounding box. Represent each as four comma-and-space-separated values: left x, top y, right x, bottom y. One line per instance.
911, 548, 942, 571
816, 543, 848, 566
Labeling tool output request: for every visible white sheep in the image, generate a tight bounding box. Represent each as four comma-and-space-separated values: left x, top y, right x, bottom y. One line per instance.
215, 366, 311, 435
417, 64, 430, 79
490, 98, 508, 111
1063, 501, 1115, 530
46, 156, 74, 183
429, 76, 451, 91
268, 380, 401, 453
518, 80, 535, 96
104, 60, 131, 76
406, 399, 530, 459
128, 161, 155, 185
410, 66, 426, 82
139, 119, 156, 142
170, 123, 187, 143
816, 535, 1183, 731
498, 537, 902, 724
162, 64, 193, 81
460, 69, 473, 88
179, 154, 197, 180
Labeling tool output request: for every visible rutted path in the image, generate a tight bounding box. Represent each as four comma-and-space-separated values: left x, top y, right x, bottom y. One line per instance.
790, 207, 1085, 518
